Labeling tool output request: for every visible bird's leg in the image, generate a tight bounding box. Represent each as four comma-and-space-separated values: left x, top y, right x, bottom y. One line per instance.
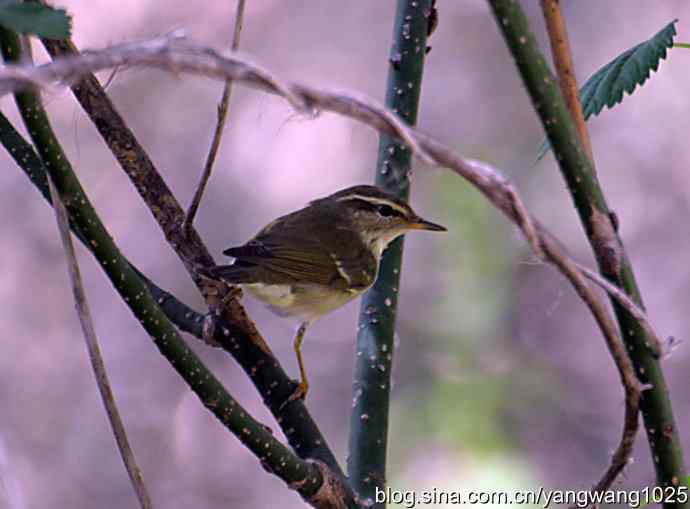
287, 322, 310, 404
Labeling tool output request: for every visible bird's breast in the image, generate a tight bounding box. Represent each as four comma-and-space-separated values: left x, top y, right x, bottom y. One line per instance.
244, 282, 364, 323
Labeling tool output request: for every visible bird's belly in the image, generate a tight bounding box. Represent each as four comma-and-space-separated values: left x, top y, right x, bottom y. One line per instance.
244, 283, 361, 322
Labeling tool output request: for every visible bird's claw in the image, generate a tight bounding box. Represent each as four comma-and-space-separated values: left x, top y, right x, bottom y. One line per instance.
278, 380, 308, 411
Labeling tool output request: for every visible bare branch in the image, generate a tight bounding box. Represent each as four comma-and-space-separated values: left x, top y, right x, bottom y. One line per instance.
541, 0, 648, 494
577, 264, 663, 355
46, 156, 153, 509
541, 0, 594, 161
183, 0, 247, 235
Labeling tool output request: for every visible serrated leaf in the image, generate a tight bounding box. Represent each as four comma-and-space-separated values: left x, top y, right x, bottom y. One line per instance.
0, 3, 71, 39
536, 20, 677, 162
580, 19, 677, 119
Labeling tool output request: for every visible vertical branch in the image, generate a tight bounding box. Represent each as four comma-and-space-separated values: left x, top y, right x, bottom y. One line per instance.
347, 0, 433, 505
46, 173, 153, 509
541, 1, 638, 494
25, 22, 153, 504
541, 0, 593, 161
183, 0, 247, 234
488, 1, 688, 503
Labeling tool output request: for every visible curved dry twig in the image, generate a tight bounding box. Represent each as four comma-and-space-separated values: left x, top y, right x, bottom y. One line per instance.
541, 0, 643, 495
0, 34, 664, 491
577, 264, 663, 356
183, 0, 247, 235
0, 33, 661, 363
46, 154, 153, 509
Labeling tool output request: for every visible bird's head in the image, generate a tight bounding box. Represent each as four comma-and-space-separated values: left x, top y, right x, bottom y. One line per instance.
320, 185, 446, 257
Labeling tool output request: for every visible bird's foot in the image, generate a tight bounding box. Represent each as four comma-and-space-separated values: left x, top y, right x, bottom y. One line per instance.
279, 380, 308, 411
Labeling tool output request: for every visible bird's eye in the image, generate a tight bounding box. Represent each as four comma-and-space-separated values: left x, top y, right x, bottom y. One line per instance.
377, 204, 395, 217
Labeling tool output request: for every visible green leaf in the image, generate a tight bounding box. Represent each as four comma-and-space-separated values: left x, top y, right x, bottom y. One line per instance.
536, 20, 677, 162
0, 3, 71, 39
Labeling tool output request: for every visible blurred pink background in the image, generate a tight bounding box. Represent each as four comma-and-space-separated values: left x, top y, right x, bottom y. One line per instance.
1, 1, 690, 507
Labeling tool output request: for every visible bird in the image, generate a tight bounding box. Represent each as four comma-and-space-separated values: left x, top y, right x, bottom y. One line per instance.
204, 184, 446, 402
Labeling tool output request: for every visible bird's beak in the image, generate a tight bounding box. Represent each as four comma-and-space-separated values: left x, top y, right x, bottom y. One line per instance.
408, 217, 447, 232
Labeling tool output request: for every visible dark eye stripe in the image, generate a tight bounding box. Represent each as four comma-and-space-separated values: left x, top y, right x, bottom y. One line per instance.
377, 204, 397, 217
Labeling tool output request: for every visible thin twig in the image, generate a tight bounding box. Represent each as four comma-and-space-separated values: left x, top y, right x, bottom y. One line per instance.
577, 264, 663, 355
541, 0, 593, 161
46, 154, 153, 509
542, 1, 636, 493
183, 0, 246, 236
22, 31, 153, 508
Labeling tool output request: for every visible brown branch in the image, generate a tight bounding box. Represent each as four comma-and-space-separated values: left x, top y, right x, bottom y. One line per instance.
46, 155, 153, 509
32, 36, 216, 276
541, 0, 593, 161
577, 264, 662, 355
183, 0, 246, 235
541, 0, 639, 495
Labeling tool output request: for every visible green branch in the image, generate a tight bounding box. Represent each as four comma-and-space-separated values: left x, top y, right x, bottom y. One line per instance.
347, 0, 433, 505
487, 1, 687, 502
0, 27, 332, 505
45, 153, 153, 509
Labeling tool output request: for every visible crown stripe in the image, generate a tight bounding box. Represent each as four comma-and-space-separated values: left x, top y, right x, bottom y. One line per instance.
335, 194, 409, 215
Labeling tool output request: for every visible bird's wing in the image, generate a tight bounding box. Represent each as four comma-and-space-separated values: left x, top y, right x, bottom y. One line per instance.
221, 209, 377, 289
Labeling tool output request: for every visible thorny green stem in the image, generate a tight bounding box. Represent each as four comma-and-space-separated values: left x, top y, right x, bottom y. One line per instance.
347, 0, 433, 506
488, 1, 688, 503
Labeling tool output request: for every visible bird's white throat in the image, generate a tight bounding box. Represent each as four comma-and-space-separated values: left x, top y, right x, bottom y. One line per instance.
362, 228, 406, 260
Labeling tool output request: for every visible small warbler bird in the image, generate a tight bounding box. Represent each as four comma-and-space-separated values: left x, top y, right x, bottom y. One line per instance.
206, 185, 446, 401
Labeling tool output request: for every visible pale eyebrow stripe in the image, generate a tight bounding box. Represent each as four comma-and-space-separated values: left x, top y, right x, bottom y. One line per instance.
335, 194, 408, 215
